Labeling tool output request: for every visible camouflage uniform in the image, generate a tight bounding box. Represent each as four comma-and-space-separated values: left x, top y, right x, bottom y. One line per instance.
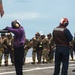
47, 33, 54, 63
23, 38, 30, 64
1, 33, 9, 66
32, 47, 37, 64
26, 32, 41, 64
30, 33, 41, 64
36, 37, 43, 64
31, 37, 37, 64
41, 34, 49, 63
0, 37, 4, 66
24, 38, 37, 64
7, 33, 14, 65
69, 41, 74, 60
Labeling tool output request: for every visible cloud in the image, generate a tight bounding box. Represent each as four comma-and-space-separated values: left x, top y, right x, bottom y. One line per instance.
5, 12, 40, 20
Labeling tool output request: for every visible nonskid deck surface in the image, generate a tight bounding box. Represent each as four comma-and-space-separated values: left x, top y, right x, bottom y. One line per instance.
0, 59, 75, 75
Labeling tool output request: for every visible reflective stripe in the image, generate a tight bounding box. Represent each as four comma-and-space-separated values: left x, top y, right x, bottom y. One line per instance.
54, 28, 64, 31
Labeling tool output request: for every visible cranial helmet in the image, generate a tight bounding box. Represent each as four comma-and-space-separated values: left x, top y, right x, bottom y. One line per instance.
35, 32, 40, 36
41, 33, 45, 37
47, 33, 51, 36
60, 18, 69, 27
7, 32, 12, 36
1, 33, 6, 36
11, 20, 21, 28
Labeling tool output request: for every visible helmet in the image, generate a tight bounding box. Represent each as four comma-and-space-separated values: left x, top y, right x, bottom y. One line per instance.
7, 33, 12, 38
7, 32, 12, 36
47, 33, 51, 37
1, 33, 6, 36
40, 34, 45, 39
40, 33, 45, 36
35, 32, 40, 36
11, 20, 21, 28
7, 32, 11, 35
60, 18, 69, 27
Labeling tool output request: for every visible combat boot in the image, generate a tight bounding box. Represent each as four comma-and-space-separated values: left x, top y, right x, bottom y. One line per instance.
5, 61, 8, 66
31, 62, 35, 64
12, 63, 14, 66
72, 69, 75, 72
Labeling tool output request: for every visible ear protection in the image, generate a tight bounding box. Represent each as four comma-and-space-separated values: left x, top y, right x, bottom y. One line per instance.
60, 18, 69, 27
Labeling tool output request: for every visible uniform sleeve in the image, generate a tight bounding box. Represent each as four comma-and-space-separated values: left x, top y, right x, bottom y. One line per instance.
64, 29, 73, 42
4, 27, 19, 34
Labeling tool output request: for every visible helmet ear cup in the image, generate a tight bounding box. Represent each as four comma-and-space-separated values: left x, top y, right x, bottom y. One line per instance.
60, 18, 69, 27
64, 22, 68, 26
11, 21, 20, 28
11, 21, 16, 28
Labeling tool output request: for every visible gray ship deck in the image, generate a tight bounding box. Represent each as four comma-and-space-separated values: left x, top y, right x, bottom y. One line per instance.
0, 60, 75, 75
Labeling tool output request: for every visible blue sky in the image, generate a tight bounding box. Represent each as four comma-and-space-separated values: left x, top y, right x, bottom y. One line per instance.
0, 0, 75, 39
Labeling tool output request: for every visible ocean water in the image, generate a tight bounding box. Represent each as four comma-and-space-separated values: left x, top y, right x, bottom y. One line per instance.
26, 48, 32, 57
2, 48, 32, 60
2, 48, 33, 64
2, 48, 75, 64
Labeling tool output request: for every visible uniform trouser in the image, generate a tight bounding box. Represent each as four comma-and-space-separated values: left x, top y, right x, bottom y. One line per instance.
4, 53, 9, 64
8, 47, 14, 64
48, 49, 54, 62
14, 46, 24, 75
53, 46, 69, 75
37, 50, 42, 63
42, 49, 49, 62
69, 48, 73, 60
10, 50, 14, 64
23, 50, 28, 64
32, 50, 36, 63
0, 51, 3, 65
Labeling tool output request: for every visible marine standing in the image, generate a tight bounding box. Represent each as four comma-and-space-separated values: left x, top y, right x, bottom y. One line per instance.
7, 33, 14, 66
